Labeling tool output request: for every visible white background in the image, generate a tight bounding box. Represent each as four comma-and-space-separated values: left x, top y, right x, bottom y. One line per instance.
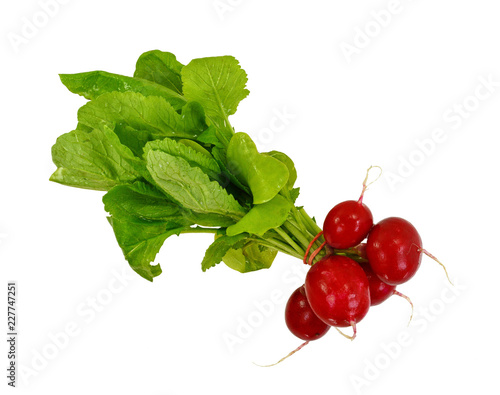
1, 0, 499, 394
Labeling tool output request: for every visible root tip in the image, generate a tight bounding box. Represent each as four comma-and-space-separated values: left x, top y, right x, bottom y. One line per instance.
419, 247, 454, 286
394, 290, 414, 326
253, 340, 310, 367
335, 322, 357, 341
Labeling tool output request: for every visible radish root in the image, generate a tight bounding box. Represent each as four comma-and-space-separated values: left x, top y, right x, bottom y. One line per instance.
394, 290, 414, 326
358, 165, 382, 204
253, 341, 310, 367
417, 246, 453, 286
335, 321, 357, 341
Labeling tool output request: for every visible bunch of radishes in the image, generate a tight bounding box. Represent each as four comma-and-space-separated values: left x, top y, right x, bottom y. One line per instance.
279, 169, 450, 363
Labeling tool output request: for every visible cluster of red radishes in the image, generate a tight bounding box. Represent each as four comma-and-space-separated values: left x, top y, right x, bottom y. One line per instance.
283, 170, 449, 356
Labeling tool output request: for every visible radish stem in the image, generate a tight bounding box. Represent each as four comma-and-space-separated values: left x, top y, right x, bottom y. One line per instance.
274, 227, 305, 256
298, 208, 322, 235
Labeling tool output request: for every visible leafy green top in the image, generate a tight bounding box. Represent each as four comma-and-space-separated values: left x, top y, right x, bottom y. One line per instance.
50, 50, 323, 281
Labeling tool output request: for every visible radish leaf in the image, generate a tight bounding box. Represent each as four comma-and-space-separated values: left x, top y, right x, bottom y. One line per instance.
50, 50, 319, 281
103, 183, 195, 281
226, 132, 289, 204
201, 234, 248, 272
77, 92, 207, 155
264, 151, 297, 190
106, 216, 182, 281
50, 125, 145, 191
196, 126, 225, 148
144, 137, 221, 182
103, 183, 187, 223
222, 242, 277, 273
182, 56, 249, 144
289, 187, 300, 203
134, 50, 184, 94
226, 195, 292, 237
212, 146, 251, 195
177, 139, 213, 159
60, 71, 186, 110
146, 150, 246, 224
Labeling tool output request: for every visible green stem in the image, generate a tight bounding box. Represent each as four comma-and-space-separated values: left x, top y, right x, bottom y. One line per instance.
309, 247, 328, 265
333, 248, 361, 256
282, 221, 311, 251
333, 252, 369, 264
215, 128, 231, 148
298, 207, 322, 235
291, 206, 309, 236
273, 227, 305, 256
251, 237, 303, 260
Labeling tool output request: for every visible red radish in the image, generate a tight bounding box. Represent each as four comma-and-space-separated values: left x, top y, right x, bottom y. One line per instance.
305, 255, 370, 339
358, 261, 413, 321
322, 166, 380, 250
255, 286, 329, 367
285, 285, 330, 341
366, 217, 422, 285
359, 261, 398, 305
352, 243, 396, 305
323, 200, 373, 249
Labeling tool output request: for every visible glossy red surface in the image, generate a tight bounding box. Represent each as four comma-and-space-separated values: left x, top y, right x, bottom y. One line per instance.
285, 285, 330, 341
366, 217, 422, 286
305, 255, 370, 327
323, 200, 373, 249
359, 261, 396, 306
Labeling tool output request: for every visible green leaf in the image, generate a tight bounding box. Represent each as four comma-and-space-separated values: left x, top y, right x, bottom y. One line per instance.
102, 181, 229, 229
211, 146, 251, 195
50, 125, 145, 191
226, 195, 292, 236
196, 126, 225, 148
201, 234, 247, 272
178, 139, 213, 159
134, 50, 184, 94
289, 187, 300, 204
182, 56, 249, 144
107, 216, 183, 281
222, 242, 278, 273
77, 92, 207, 156
60, 71, 185, 111
264, 151, 297, 190
103, 182, 188, 223
146, 150, 246, 224
103, 183, 194, 281
144, 138, 221, 181
226, 132, 289, 204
